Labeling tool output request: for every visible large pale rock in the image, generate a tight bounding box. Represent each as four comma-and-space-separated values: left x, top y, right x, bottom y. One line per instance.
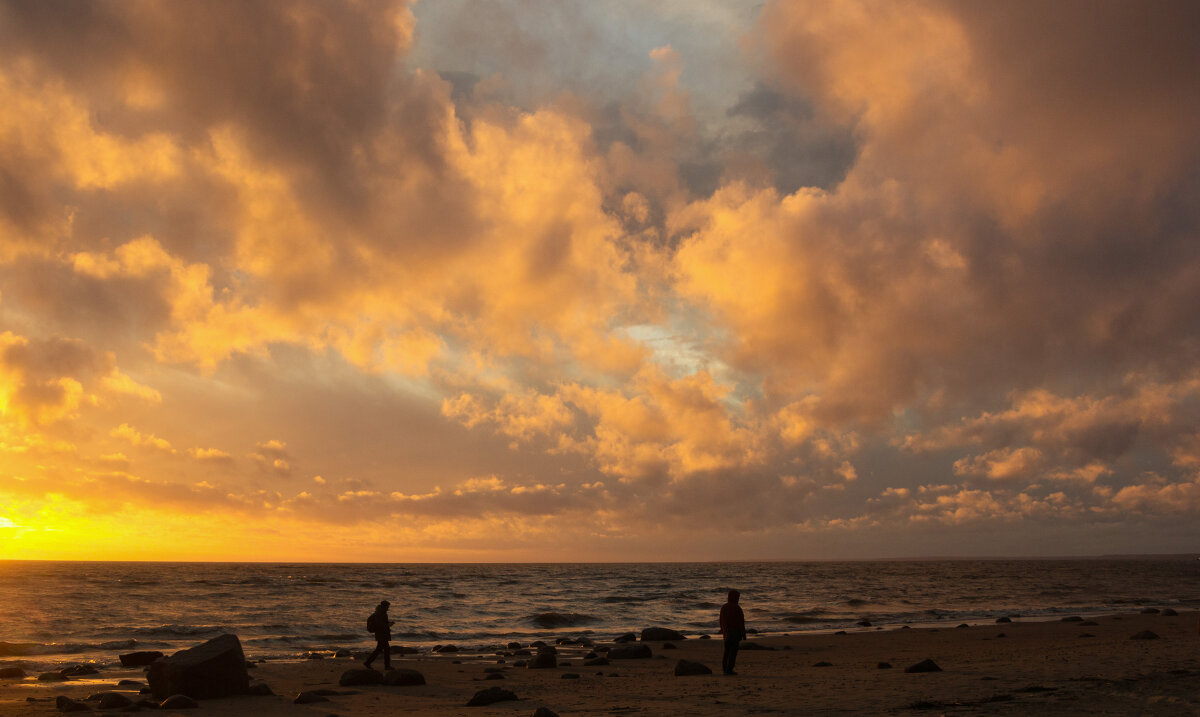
147, 634, 250, 699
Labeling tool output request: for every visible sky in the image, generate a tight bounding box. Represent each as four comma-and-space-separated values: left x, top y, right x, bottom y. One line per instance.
0, 0, 1198, 562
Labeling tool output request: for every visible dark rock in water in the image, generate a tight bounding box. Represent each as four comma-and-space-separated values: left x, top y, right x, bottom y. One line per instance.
98, 692, 132, 709
304, 652, 324, 660
878, 662, 892, 669
507, 642, 522, 650
584, 657, 609, 667
160, 694, 199, 709
293, 691, 329, 704
528, 650, 557, 669
245, 682, 274, 696
1141, 607, 1160, 614
63, 664, 98, 676
536, 644, 557, 655
746, 628, 758, 634
466, 686, 517, 706
532, 708, 560, 717
613, 632, 637, 643
995, 617, 1012, 623
1162, 608, 1179, 616
813, 661, 833, 667
674, 660, 711, 676
834, 631, 847, 635
1079, 620, 1099, 627
640, 628, 686, 642
905, 659, 942, 673
1061, 616, 1083, 622
661, 642, 677, 650
147, 634, 250, 699
0, 667, 25, 678
699, 634, 711, 640
956, 623, 969, 629
529, 612, 596, 629
37, 671, 67, 681
584, 651, 598, 659
340, 668, 385, 686
119, 650, 164, 667
530, 641, 547, 648
608, 644, 652, 660
117, 679, 144, 688
383, 668, 426, 686
901, 625, 911, 630
561, 673, 580, 679
556, 638, 577, 645
1130, 631, 1160, 640
856, 620, 872, 627
434, 644, 459, 653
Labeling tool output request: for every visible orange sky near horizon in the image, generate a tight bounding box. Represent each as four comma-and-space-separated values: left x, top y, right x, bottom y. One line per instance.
1, 0, 1199, 562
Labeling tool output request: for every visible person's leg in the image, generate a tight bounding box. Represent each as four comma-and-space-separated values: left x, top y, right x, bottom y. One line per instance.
364, 641, 382, 668
722, 637, 738, 674
382, 640, 391, 669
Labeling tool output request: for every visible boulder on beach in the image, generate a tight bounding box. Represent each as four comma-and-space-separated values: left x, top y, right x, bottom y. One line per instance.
466, 686, 517, 706
995, 617, 1012, 623
0, 667, 25, 678
119, 650, 164, 667
245, 682, 274, 696
532, 708, 560, 717
383, 668, 426, 686
37, 671, 67, 682
878, 662, 892, 669
528, 649, 557, 669
1060, 616, 1083, 622
608, 644, 652, 660
613, 632, 638, 643
340, 668, 385, 686
674, 660, 711, 676
904, 659, 943, 673
1140, 607, 1160, 614
1162, 608, 1179, 616
584, 657, 609, 666
97, 693, 132, 709
434, 644, 459, 653
55, 696, 88, 712
293, 691, 329, 704
160, 694, 199, 709
147, 634, 250, 699
1130, 631, 1160, 640
507, 642, 522, 650
640, 627, 686, 642
63, 665, 98, 676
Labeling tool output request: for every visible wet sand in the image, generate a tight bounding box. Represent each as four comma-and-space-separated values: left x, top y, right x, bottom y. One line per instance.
3, 611, 1197, 716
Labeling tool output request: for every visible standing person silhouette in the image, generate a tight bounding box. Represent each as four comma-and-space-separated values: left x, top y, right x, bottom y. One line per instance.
719, 589, 746, 675
364, 600, 393, 670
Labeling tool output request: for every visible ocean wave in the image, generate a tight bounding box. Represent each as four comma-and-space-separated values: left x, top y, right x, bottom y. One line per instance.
130, 624, 227, 637
525, 612, 599, 629
0, 642, 40, 657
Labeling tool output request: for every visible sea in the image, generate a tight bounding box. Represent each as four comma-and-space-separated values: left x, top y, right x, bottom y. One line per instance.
1, 558, 1197, 672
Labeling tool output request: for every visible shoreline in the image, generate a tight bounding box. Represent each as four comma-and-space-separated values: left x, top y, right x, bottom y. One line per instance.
2, 610, 1197, 715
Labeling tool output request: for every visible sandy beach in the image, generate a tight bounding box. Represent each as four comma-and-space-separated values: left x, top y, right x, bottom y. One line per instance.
3, 610, 1197, 716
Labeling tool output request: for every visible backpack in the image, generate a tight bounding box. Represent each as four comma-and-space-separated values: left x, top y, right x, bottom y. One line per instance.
366, 612, 380, 634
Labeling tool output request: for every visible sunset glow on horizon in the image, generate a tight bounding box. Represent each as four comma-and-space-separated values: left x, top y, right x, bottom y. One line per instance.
1, 0, 1198, 562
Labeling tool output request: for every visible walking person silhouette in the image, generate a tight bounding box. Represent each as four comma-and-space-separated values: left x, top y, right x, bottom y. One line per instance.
364, 600, 394, 670
719, 589, 746, 675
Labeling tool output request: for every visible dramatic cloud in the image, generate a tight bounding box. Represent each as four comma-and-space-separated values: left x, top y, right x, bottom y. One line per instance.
0, 0, 1197, 560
